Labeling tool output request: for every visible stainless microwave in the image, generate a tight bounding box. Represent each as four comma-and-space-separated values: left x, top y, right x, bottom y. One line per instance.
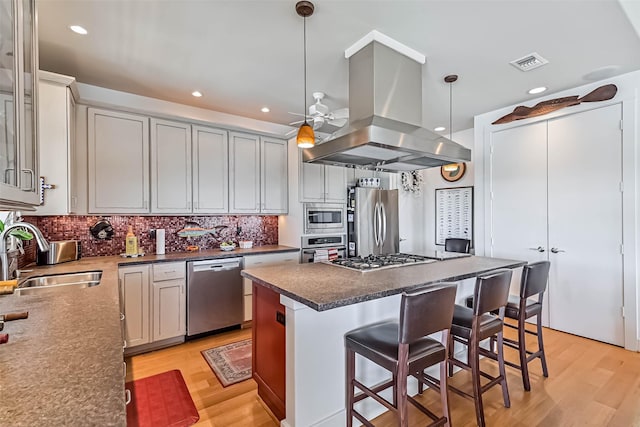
303, 203, 346, 234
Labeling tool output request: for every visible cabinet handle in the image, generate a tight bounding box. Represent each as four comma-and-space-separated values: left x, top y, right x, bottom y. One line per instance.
120, 313, 125, 321
528, 246, 546, 253
123, 361, 127, 378
21, 169, 35, 191
125, 389, 132, 405
550, 247, 565, 254
276, 310, 286, 326
123, 340, 127, 349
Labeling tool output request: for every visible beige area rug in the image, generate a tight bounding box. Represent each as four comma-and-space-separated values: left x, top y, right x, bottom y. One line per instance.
201, 339, 252, 387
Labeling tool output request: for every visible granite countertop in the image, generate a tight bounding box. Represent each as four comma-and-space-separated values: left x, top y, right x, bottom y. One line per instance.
242, 256, 526, 311
0, 244, 298, 426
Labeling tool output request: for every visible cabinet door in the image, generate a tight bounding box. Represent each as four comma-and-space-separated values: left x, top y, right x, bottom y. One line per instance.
252, 283, 286, 420
324, 165, 347, 202
150, 118, 192, 213
300, 162, 325, 202
192, 125, 228, 213
229, 132, 260, 213
547, 104, 624, 346
36, 78, 73, 215
119, 265, 150, 348
152, 279, 186, 341
261, 137, 288, 214
88, 108, 149, 213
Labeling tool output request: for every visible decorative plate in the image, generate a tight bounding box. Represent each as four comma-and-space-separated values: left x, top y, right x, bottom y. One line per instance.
440, 163, 466, 182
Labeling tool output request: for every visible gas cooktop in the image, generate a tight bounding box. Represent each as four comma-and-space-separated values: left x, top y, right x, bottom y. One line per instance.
329, 253, 437, 272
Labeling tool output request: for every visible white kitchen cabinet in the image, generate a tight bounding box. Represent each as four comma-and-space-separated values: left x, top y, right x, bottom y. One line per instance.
34, 72, 77, 215
119, 264, 151, 348
88, 108, 149, 213
150, 118, 192, 213
242, 251, 299, 321
299, 154, 347, 203
193, 125, 228, 213
229, 131, 260, 213
488, 104, 624, 346
261, 137, 288, 213
120, 261, 185, 354
229, 132, 288, 214
0, 0, 40, 208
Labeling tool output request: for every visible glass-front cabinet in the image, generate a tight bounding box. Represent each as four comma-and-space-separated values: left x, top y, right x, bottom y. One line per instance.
0, 0, 39, 207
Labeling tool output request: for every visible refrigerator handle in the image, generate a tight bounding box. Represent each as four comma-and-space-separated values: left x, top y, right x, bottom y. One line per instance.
373, 202, 380, 246
381, 203, 387, 246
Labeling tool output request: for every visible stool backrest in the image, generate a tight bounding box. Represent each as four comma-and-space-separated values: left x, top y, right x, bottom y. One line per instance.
473, 269, 513, 316
444, 238, 471, 254
521, 261, 551, 299
399, 284, 457, 344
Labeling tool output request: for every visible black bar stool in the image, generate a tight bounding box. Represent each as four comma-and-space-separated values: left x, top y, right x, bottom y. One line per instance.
447, 269, 512, 427
444, 238, 471, 254
345, 284, 458, 427
489, 261, 551, 391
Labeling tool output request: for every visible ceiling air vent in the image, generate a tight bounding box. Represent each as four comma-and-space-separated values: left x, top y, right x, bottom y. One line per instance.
510, 52, 549, 72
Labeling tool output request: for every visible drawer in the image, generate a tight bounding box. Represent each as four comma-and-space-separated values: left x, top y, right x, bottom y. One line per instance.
153, 262, 185, 282
243, 251, 300, 268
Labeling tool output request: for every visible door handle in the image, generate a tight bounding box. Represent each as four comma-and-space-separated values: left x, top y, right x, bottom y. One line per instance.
380, 203, 387, 246
528, 246, 546, 253
373, 202, 380, 246
550, 247, 565, 253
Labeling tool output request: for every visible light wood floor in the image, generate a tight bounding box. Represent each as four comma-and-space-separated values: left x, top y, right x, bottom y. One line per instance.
126, 324, 640, 427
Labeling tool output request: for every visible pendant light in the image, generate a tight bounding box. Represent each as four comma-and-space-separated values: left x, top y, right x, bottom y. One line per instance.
296, 1, 315, 148
442, 74, 461, 173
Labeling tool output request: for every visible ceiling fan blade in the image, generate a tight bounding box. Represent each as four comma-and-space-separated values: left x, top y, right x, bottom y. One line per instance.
331, 108, 349, 120
327, 117, 348, 128
288, 111, 312, 118
289, 119, 305, 126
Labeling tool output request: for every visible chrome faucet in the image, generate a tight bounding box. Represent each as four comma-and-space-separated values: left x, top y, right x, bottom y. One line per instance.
0, 222, 50, 281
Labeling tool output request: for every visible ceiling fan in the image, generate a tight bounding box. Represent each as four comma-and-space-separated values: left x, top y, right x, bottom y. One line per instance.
287, 92, 349, 136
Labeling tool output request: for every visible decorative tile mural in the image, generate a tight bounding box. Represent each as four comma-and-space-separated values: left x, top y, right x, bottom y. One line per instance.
20, 215, 278, 263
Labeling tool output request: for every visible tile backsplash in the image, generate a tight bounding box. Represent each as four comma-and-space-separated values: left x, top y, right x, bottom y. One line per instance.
20, 215, 278, 264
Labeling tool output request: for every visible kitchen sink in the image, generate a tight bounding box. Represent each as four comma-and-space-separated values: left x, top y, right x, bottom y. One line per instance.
15, 271, 102, 296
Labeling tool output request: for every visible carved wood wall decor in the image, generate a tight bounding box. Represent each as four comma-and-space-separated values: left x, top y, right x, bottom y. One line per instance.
492, 84, 617, 125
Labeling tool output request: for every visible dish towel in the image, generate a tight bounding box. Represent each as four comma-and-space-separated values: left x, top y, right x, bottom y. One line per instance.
314, 249, 329, 262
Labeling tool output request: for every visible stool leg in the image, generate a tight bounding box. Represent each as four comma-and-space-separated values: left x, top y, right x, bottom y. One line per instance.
518, 317, 531, 392
397, 344, 409, 427
537, 314, 549, 378
441, 331, 452, 427
393, 373, 399, 405
346, 348, 355, 427
447, 333, 454, 377
496, 330, 511, 408
470, 333, 486, 427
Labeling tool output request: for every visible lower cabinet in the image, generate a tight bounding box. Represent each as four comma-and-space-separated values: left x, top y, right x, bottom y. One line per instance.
120, 261, 186, 355
252, 283, 286, 420
242, 251, 299, 321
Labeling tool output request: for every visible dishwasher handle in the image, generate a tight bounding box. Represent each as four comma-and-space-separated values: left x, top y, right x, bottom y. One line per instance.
190, 258, 242, 272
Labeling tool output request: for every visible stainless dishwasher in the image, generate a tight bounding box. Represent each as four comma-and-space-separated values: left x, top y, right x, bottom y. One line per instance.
187, 258, 243, 337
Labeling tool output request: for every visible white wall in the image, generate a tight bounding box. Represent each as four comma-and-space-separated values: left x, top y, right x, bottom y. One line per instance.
474, 70, 640, 351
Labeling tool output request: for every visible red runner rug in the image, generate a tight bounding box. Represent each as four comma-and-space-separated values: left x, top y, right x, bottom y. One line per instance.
125, 369, 199, 427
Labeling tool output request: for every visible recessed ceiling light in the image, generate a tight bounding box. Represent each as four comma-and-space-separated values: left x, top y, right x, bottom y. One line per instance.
192, 91, 202, 97
434, 126, 446, 132
69, 25, 88, 35
528, 86, 547, 95
261, 107, 270, 113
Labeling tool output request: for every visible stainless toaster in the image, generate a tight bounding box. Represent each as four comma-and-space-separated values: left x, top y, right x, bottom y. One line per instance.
37, 240, 82, 265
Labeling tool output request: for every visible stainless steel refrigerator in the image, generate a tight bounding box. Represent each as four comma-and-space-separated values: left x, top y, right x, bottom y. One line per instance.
347, 187, 399, 256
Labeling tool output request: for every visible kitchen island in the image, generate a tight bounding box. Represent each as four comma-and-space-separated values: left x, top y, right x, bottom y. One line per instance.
242, 255, 525, 427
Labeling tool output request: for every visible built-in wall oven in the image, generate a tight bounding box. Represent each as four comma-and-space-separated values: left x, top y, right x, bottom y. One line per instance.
301, 234, 346, 263
303, 203, 346, 235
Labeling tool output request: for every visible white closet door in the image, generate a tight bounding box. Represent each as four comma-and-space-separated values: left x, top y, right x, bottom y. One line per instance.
490, 121, 548, 263
547, 104, 623, 346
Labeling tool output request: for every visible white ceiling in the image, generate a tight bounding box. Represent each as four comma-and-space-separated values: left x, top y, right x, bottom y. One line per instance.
37, 0, 640, 136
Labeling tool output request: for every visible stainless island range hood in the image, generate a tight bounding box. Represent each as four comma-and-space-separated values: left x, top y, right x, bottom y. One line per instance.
302, 40, 471, 172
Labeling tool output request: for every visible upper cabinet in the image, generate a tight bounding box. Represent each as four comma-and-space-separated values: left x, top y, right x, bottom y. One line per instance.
150, 118, 192, 214
35, 72, 78, 215
88, 108, 150, 214
84, 107, 286, 215
299, 152, 347, 203
229, 132, 288, 214
0, 0, 40, 207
